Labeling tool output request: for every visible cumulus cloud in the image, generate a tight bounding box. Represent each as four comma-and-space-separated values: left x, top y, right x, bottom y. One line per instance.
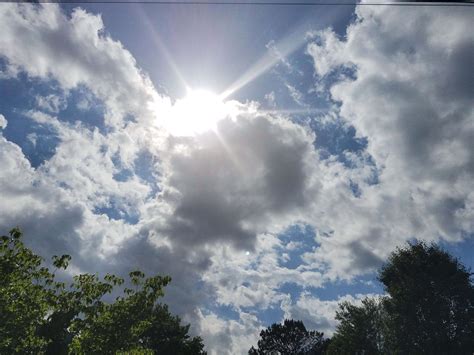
306, 6, 474, 278
281, 292, 380, 336
149, 112, 321, 250
36, 93, 67, 113
0, 3, 164, 127
0, 130, 84, 258
0, 113, 7, 129
197, 310, 261, 355
203, 232, 324, 311
0, 3, 157, 268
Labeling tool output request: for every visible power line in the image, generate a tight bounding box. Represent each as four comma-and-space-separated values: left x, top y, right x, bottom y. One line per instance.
6, 0, 474, 6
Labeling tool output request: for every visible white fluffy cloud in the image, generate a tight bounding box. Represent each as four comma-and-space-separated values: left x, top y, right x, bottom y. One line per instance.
305, 6, 474, 279
0, 1, 159, 280
0, 126, 85, 258
0, 114, 7, 129
203, 232, 324, 311
197, 310, 261, 355
281, 292, 380, 336
0, 3, 164, 127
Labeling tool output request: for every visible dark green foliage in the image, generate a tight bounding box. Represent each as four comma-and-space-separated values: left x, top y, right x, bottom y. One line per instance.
141, 304, 207, 354
0, 228, 206, 355
379, 241, 474, 354
327, 298, 388, 355
328, 242, 474, 354
249, 319, 330, 355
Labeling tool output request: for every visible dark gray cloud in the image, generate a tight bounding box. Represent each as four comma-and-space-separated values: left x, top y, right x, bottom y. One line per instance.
348, 241, 384, 273
111, 233, 213, 320
156, 114, 320, 250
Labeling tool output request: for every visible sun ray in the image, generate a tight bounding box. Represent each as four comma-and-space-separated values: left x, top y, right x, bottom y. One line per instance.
219, 7, 347, 100
135, 5, 190, 92
213, 125, 246, 174
219, 28, 308, 100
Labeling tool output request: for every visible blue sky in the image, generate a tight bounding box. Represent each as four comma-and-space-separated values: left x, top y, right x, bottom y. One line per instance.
0, 3, 473, 353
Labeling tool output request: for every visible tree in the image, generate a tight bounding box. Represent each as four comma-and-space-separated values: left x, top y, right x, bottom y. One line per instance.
0, 227, 206, 355
327, 297, 389, 355
141, 304, 206, 354
249, 319, 330, 355
378, 241, 474, 354
0, 227, 57, 353
69, 271, 206, 354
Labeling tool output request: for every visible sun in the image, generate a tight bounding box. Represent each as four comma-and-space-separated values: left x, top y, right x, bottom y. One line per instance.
166, 89, 230, 136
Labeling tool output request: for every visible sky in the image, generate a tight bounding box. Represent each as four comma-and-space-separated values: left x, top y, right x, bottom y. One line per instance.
0, 2, 473, 353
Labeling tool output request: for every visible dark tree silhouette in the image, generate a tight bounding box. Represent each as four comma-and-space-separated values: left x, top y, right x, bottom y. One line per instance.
379, 242, 474, 354
324, 242, 474, 354
327, 298, 388, 355
249, 319, 330, 355
0, 228, 206, 355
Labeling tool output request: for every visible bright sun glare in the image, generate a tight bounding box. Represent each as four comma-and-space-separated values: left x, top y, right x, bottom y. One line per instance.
166, 89, 229, 136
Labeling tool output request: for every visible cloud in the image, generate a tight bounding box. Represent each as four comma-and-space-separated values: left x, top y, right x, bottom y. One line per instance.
202, 232, 325, 312
197, 310, 261, 355
0, 3, 164, 127
307, 29, 346, 77
36, 93, 67, 113
306, 6, 474, 278
0, 114, 7, 129
148, 111, 322, 251
0, 130, 84, 258
0, 3, 158, 265
281, 292, 380, 336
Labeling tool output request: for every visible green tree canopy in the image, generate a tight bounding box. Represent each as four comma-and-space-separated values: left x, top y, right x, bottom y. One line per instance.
327, 297, 388, 355
328, 241, 474, 354
379, 241, 474, 354
0, 227, 206, 355
249, 319, 330, 355
0, 227, 57, 353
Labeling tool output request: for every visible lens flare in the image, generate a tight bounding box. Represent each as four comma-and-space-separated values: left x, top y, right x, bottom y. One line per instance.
165, 89, 230, 136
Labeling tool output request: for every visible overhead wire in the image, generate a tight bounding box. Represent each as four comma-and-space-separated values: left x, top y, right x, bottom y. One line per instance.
6, 0, 474, 6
